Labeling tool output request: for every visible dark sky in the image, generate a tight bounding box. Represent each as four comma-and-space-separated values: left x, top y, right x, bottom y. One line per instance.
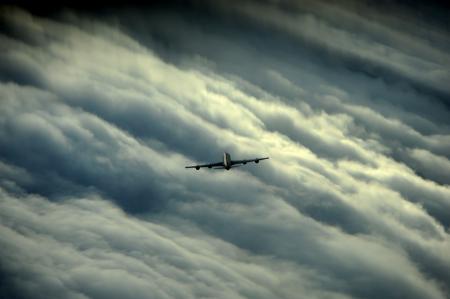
1, 1, 450, 298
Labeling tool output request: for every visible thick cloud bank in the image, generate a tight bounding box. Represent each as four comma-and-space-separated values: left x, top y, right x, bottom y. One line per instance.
1, 2, 450, 298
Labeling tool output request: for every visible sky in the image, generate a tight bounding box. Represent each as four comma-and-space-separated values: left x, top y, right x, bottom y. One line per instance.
1, 1, 450, 298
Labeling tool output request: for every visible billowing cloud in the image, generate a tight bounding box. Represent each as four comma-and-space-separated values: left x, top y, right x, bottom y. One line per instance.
1, 188, 334, 299
1, 2, 450, 299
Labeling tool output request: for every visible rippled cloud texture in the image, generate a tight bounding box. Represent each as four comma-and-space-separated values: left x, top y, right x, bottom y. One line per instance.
1, 1, 450, 298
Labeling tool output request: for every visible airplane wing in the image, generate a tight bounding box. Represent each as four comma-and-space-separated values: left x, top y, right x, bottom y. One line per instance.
185, 161, 223, 170
231, 157, 269, 166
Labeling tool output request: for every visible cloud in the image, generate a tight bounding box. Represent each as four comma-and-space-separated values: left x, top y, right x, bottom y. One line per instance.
224, 0, 450, 97
1, 4, 450, 299
403, 148, 450, 185
0, 187, 365, 299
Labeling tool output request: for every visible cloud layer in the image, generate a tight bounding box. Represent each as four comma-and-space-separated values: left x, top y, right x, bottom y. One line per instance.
1, 2, 450, 298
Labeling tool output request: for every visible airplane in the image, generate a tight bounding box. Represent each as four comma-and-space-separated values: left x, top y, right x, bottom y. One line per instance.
185, 152, 269, 170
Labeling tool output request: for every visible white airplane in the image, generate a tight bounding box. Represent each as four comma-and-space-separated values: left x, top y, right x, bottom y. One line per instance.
185, 152, 269, 170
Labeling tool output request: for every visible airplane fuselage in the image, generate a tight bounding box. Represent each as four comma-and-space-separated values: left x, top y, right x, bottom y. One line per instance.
224, 152, 231, 170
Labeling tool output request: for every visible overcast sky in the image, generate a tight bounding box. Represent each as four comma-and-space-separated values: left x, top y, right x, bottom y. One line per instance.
1, 1, 450, 298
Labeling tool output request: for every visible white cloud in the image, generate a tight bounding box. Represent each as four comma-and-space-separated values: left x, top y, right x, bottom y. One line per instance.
1, 6, 450, 299
0, 187, 361, 299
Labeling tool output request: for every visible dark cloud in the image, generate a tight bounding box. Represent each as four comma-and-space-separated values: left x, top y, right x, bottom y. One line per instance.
107, 2, 450, 174
1, 2, 450, 299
